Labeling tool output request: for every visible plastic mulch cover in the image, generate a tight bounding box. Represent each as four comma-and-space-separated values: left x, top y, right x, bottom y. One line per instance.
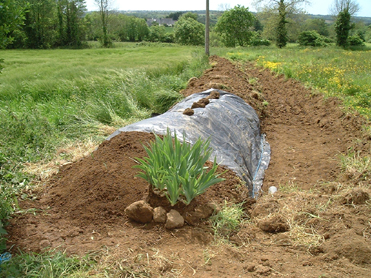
107, 89, 270, 197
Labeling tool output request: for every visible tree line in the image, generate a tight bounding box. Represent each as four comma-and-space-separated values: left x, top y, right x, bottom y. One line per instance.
0, 0, 370, 50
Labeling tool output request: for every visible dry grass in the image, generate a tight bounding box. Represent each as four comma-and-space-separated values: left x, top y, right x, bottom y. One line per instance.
22, 124, 119, 184
23, 139, 99, 183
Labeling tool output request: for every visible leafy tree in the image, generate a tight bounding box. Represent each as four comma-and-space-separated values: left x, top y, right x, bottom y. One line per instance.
180, 12, 198, 21
166, 11, 184, 20
174, 14, 204, 45
125, 17, 149, 42
148, 25, 174, 43
0, 0, 25, 49
334, 9, 352, 47
254, 0, 309, 48
94, 0, 112, 47
136, 18, 150, 41
215, 5, 255, 47
56, 0, 86, 47
331, 0, 359, 47
83, 11, 101, 41
96, 13, 149, 42
303, 18, 329, 36
23, 0, 57, 48
148, 25, 166, 42
276, 0, 288, 48
254, 18, 264, 31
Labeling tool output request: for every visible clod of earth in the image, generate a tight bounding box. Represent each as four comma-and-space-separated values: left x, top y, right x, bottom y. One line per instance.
198, 97, 210, 105
257, 215, 290, 233
340, 189, 369, 205
125, 200, 153, 224
153, 206, 167, 223
191, 101, 206, 109
187, 77, 198, 88
183, 108, 194, 116
207, 90, 220, 99
165, 209, 184, 229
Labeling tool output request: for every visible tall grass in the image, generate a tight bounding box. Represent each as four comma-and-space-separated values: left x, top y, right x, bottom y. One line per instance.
214, 44, 371, 119
0, 44, 209, 229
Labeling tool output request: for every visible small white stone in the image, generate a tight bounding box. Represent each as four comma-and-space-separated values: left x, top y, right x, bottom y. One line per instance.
268, 186, 278, 195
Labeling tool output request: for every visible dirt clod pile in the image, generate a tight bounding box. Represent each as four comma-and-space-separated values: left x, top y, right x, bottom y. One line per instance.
7, 56, 371, 277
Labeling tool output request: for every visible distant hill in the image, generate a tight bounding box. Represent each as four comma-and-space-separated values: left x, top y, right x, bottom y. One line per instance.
117, 10, 371, 26
307, 13, 371, 25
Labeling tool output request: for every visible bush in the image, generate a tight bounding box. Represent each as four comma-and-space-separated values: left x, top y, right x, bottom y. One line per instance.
134, 129, 224, 206
348, 35, 365, 46
250, 38, 271, 46
148, 25, 166, 42
298, 31, 328, 47
214, 5, 255, 47
174, 15, 204, 45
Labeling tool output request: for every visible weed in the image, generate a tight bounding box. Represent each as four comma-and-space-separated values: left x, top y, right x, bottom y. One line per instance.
202, 249, 215, 266
340, 151, 371, 182
210, 201, 245, 239
278, 181, 301, 193
248, 77, 258, 85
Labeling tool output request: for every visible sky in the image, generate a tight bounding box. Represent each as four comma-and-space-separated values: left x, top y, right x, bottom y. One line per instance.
85, 0, 371, 18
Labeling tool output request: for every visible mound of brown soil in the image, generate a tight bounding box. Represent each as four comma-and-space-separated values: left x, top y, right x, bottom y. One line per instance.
6, 56, 371, 277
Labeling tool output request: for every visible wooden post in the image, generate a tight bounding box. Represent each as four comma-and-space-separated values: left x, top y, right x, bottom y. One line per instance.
205, 0, 210, 56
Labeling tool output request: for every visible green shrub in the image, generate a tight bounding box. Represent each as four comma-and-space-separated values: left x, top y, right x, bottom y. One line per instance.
134, 129, 224, 206
250, 38, 271, 46
348, 35, 365, 46
298, 31, 328, 47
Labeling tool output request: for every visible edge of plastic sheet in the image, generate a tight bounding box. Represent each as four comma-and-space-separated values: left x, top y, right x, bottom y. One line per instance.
252, 134, 271, 198
0, 252, 11, 271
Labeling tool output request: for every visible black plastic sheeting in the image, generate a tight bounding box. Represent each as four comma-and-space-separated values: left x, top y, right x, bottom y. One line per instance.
107, 89, 270, 197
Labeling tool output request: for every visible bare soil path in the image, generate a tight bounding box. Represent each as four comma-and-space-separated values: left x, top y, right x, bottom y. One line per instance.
6, 56, 371, 277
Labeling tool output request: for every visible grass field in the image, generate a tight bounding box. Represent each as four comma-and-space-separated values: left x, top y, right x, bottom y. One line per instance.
1, 42, 371, 276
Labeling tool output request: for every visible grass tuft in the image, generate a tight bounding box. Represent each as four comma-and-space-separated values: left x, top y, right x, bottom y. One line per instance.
210, 201, 245, 239
0, 251, 96, 278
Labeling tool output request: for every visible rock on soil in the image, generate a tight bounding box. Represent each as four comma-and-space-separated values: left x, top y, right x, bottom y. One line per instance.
165, 209, 184, 229
153, 206, 167, 223
125, 200, 153, 224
